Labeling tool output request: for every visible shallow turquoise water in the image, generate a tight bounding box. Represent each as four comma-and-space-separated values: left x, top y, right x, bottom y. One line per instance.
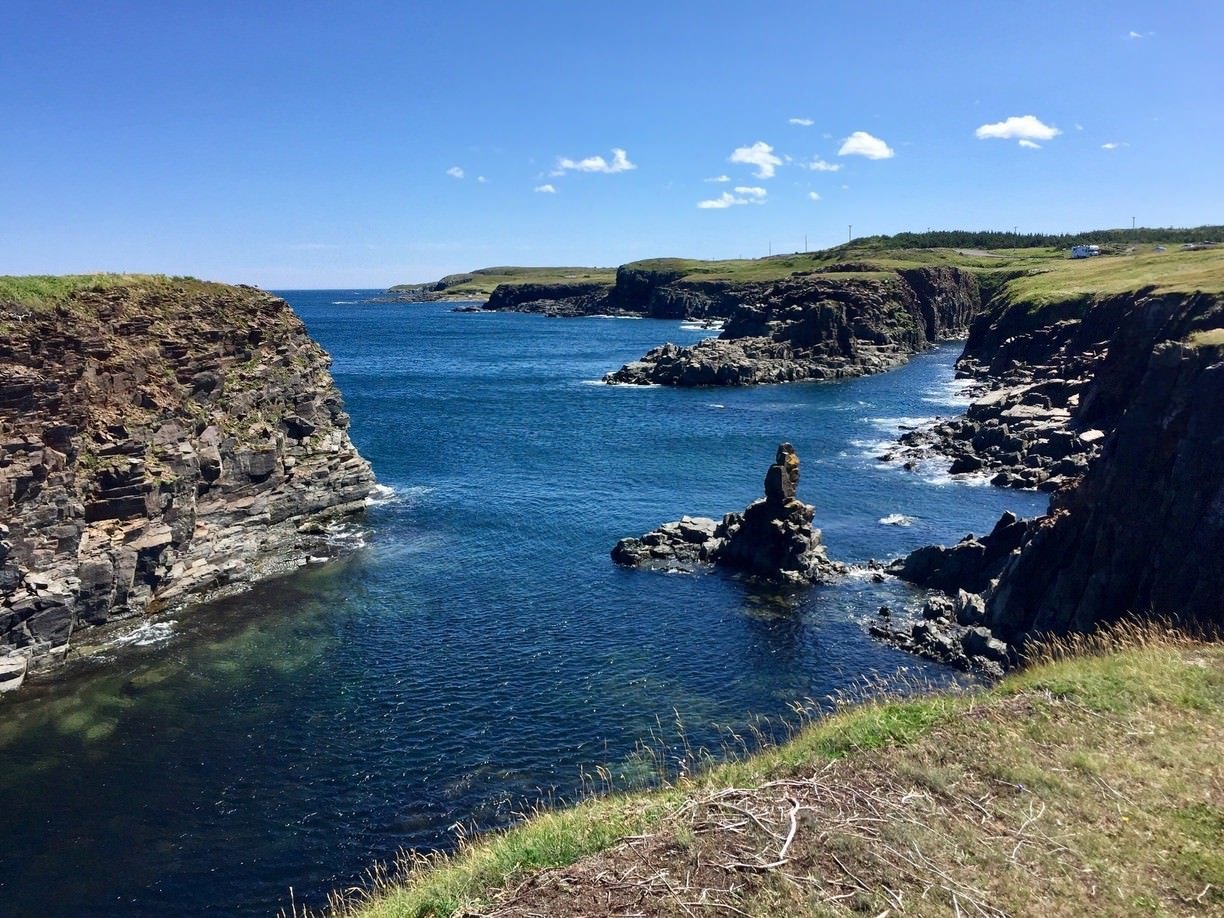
0, 294, 1045, 915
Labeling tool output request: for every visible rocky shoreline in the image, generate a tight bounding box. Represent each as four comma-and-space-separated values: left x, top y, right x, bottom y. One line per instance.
872, 287, 1224, 669
604, 267, 981, 387
0, 278, 375, 687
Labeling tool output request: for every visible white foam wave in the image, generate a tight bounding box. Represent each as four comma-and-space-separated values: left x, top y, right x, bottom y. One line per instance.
365, 484, 434, 508
868, 415, 937, 432
708, 403, 726, 409
588, 314, 643, 320
331, 300, 358, 305
879, 513, 914, 527
113, 620, 177, 648
324, 521, 368, 549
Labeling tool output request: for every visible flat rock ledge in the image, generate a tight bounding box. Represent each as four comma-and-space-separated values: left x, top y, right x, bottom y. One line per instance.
612, 443, 845, 585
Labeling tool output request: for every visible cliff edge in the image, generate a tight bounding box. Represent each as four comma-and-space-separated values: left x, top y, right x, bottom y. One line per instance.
0, 276, 375, 675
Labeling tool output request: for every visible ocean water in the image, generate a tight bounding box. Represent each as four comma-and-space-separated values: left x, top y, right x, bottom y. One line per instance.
0, 293, 1046, 915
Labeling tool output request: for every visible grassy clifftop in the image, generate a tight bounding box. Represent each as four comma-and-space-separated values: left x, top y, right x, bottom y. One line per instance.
392, 239, 1224, 303
331, 626, 1224, 916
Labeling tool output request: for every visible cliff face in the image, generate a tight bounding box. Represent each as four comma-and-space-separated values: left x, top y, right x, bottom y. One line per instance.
985, 335, 1224, 639
605, 267, 981, 386
894, 288, 1224, 490
0, 279, 375, 666
889, 288, 1224, 660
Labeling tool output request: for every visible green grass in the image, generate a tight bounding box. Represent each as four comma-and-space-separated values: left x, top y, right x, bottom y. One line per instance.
399, 240, 1221, 302
389, 266, 616, 298
332, 624, 1224, 917
0, 273, 223, 313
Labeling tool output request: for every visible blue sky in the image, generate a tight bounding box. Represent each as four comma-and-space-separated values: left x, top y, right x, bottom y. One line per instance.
3, 1, 1221, 288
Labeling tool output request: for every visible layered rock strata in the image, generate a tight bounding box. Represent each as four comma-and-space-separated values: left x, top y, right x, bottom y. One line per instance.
0, 278, 375, 674
612, 443, 843, 584
604, 268, 981, 386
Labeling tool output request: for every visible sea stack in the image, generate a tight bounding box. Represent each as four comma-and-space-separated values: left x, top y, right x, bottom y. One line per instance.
612, 442, 842, 584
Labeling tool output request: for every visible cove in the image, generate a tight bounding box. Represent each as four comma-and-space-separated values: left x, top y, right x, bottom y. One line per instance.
0, 294, 1045, 915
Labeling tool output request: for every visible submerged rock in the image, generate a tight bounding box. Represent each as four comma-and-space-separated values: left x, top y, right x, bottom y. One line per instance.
612, 443, 844, 584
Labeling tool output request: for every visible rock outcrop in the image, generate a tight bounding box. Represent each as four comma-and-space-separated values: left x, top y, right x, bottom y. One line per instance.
891, 289, 1224, 490
612, 443, 843, 584
886, 302, 1224, 667
0, 277, 375, 673
604, 267, 981, 386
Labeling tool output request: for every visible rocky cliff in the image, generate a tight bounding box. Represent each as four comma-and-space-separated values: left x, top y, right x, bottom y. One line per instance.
605, 267, 981, 386
984, 334, 1224, 639
887, 290, 1224, 663
0, 277, 375, 674
892, 287, 1224, 489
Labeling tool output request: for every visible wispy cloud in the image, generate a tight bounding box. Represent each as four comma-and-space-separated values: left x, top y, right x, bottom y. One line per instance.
837, 131, 895, 160
704, 174, 731, 183
730, 141, 783, 178
808, 192, 822, 202
697, 187, 768, 209
1101, 142, 1130, 150
554, 147, 636, 175
477, 175, 489, 183
975, 115, 1061, 145
1126, 30, 1153, 39
534, 184, 557, 193
1018, 139, 1042, 149
789, 117, 814, 127
805, 157, 842, 172
446, 166, 465, 179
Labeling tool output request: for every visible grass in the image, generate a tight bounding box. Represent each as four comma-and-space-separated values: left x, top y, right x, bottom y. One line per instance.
397, 240, 1221, 303
389, 267, 617, 299
0, 273, 208, 309
320, 622, 1224, 917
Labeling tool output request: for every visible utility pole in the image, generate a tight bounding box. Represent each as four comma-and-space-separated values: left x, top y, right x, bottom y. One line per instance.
848, 224, 852, 243
1013, 225, 1018, 235
804, 233, 808, 253
768, 240, 772, 256
1132, 216, 1136, 230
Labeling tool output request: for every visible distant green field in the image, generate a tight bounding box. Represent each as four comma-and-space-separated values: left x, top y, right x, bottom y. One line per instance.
402, 241, 1222, 305
390, 266, 616, 298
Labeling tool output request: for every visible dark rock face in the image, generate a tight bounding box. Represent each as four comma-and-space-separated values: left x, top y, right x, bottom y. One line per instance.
604, 267, 981, 387
0, 281, 375, 668
612, 443, 843, 584
985, 339, 1224, 641
886, 294, 1224, 668
892, 290, 1224, 490
482, 282, 614, 316
890, 511, 1032, 595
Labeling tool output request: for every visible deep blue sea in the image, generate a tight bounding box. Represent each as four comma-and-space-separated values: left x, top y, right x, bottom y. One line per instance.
0, 292, 1046, 915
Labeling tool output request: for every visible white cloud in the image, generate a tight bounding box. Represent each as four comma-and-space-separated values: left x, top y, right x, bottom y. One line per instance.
805, 157, 842, 172
1126, 30, 1153, 39
697, 187, 768, 209
1018, 139, 1041, 149
477, 175, 489, 183
555, 147, 636, 174
446, 166, 465, 179
975, 115, 1061, 143
789, 117, 814, 126
808, 192, 822, 202
837, 131, 895, 159
534, 184, 557, 193
1075, 123, 1085, 131
730, 141, 783, 178
704, 174, 731, 183
1101, 142, 1129, 150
